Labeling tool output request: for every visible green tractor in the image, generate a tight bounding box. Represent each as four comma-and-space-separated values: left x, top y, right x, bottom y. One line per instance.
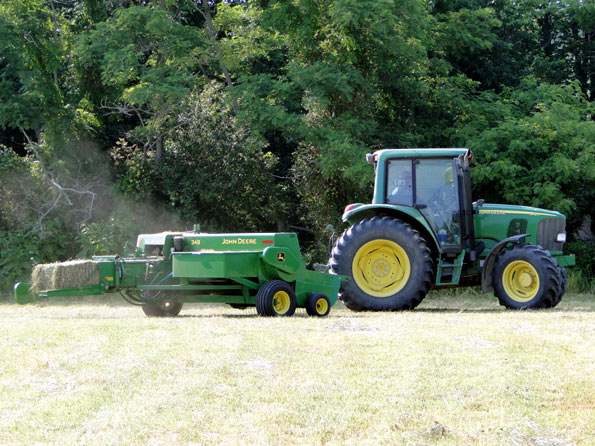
330, 148, 575, 310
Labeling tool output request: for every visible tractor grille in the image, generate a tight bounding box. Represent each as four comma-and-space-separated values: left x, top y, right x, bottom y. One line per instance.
537, 218, 565, 251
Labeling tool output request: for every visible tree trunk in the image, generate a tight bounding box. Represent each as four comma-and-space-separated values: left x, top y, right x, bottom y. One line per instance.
574, 214, 595, 242
155, 135, 163, 166
539, 11, 554, 60
201, 1, 235, 90
587, 28, 594, 102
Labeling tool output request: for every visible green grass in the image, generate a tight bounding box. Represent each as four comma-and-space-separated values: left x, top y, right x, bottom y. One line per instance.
0, 291, 593, 445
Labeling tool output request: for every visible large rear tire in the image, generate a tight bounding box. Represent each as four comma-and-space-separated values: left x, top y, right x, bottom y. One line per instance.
492, 244, 562, 309
330, 217, 434, 311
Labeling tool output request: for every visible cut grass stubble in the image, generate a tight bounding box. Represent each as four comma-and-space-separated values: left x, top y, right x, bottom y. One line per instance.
0, 292, 593, 445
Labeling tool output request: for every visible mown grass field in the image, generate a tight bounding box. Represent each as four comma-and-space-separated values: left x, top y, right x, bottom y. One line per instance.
0, 291, 593, 446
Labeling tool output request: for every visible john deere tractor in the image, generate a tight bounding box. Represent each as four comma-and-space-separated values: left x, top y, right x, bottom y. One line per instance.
330, 148, 575, 310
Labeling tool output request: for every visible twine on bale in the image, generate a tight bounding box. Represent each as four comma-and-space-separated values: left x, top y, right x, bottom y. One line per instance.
30, 260, 100, 293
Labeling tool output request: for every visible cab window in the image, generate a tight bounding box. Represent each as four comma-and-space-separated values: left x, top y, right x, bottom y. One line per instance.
386, 160, 413, 206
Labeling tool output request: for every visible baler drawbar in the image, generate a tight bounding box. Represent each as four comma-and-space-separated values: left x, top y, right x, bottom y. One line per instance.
14, 226, 342, 317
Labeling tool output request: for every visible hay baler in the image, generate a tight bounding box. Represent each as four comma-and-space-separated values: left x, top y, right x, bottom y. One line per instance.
14, 226, 341, 317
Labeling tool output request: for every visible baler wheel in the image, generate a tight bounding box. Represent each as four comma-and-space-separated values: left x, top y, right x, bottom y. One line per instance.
141, 291, 183, 317
492, 244, 562, 309
255, 280, 296, 317
306, 293, 331, 317
330, 217, 433, 311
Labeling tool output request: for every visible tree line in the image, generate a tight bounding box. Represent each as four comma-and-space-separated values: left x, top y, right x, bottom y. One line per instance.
0, 0, 593, 291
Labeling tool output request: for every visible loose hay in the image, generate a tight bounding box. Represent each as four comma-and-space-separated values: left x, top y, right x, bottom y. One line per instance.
30, 260, 100, 293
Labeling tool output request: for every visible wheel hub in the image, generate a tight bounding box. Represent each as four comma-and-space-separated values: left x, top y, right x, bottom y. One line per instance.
518, 272, 532, 288
316, 298, 328, 314
503, 260, 540, 302
352, 240, 410, 297
373, 259, 390, 277
272, 290, 290, 314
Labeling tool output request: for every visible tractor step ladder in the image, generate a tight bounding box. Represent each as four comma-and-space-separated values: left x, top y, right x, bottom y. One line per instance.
436, 251, 466, 286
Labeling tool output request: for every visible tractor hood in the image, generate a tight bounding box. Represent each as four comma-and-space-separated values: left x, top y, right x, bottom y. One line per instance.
474, 203, 567, 253
476, 203, 564, 218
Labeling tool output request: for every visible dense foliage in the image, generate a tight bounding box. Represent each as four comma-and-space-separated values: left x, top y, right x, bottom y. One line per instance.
1, 0, 593, 290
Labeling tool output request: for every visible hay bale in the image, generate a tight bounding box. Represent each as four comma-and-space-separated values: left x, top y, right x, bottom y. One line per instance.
30, 260, 100, 293
31, 264, 52, 294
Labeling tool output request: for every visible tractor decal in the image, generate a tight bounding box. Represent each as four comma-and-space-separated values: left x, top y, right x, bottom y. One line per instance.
478, 209, 553, 217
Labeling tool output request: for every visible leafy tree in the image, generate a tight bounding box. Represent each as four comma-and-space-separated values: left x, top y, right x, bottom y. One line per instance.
231, 0, 438, 246
456, 79, 594, 225
430, 0, 595, 96
157, 82, 285, 231
0, 146, 83, 289
75, 3, 206, 164
0, 0, 68, 141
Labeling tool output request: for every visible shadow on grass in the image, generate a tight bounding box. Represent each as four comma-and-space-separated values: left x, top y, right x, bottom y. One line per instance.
3, 293, 593, 319
415, 307, 595, 313
173, 305, 595, 318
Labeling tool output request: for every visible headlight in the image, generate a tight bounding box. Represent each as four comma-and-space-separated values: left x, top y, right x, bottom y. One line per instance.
556, 232, 567, 243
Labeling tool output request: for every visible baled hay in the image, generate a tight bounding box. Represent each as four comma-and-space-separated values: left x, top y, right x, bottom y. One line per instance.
30, 260, 101, 293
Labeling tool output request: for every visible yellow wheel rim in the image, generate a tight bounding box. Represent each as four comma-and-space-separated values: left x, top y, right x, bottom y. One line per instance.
352, 239, 411, 297
272, 290, 290, 314
503, 261, 540, 302
315, 297, 329, 315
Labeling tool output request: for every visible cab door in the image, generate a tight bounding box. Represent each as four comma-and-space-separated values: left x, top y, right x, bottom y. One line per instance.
414, 158, 463, 253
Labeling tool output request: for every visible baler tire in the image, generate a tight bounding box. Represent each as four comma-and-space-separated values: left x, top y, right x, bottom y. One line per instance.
141, 291, 183, 317
492, 244, 560, 309
306, 293, 331, 317
329, 216, 434, 311
255, 280, 296, 317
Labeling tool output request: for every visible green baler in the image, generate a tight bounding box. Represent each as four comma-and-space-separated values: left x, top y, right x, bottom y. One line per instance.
14, 226, 341, 317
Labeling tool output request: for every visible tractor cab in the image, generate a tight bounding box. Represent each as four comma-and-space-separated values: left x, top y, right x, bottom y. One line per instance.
384, 151, 474, 256
361, 148, 477, 260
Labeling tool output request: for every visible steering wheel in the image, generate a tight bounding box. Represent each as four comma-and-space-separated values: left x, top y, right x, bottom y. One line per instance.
428, 185, 456, 230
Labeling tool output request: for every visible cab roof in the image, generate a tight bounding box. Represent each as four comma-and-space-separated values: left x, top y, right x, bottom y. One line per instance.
370, 148, 470, 164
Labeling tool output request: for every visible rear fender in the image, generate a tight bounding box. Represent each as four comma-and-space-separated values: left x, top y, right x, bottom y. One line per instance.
481, 234, 529, 293
342, 204, 439, 254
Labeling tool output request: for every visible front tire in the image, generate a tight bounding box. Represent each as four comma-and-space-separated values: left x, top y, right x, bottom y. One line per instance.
552, 267, 567, 307
492, 244, 562, 309
330, 217, 434, 311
